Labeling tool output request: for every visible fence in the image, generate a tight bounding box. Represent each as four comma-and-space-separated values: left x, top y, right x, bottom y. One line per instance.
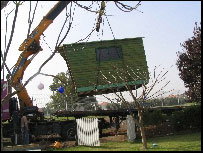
76, 118, 100, 146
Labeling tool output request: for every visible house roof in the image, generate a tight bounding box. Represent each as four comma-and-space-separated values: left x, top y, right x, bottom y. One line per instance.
99, 102, 108, 106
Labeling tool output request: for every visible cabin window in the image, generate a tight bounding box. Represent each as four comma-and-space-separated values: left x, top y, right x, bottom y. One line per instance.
96, 46, 123, 62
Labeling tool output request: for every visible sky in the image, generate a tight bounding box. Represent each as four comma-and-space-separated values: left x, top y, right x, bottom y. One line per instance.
1, 1, 201, 107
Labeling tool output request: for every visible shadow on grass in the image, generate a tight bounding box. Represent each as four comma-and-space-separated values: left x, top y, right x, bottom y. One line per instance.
142, 132, 201, 143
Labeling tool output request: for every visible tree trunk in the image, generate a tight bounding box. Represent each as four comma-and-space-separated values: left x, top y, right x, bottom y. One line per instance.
138, 109, 147, 149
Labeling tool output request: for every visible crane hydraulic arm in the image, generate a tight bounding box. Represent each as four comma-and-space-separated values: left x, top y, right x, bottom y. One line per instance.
10, 1, 71, 111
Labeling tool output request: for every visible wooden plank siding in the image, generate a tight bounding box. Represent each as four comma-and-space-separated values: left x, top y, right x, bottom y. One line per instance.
58, 37, 149, 96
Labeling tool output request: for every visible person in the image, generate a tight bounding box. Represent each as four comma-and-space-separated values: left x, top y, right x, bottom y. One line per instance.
21, 114, 29, 145
113, 116, 120, 136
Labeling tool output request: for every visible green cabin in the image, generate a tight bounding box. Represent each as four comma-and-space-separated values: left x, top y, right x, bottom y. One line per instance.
59, 37, 149, 97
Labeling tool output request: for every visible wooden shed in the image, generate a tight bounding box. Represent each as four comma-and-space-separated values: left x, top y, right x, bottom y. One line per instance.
58, 37, 149, 97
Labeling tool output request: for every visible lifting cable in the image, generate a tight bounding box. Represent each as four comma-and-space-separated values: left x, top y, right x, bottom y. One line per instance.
95, 1, 106, 92
104, 11, 126, 90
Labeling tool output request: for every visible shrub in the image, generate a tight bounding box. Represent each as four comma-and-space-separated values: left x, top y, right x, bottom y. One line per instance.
170, 110, 185, 131
170, 105, 201, 131
183, 105, 201, 128
143, 110, 167, 125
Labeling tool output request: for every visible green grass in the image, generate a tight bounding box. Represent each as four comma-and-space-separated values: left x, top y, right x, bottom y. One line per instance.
50, 132, 201, 151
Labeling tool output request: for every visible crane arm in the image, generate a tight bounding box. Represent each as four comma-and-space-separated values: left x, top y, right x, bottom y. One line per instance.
19, 1, 71, 52
10, 1, 71, 111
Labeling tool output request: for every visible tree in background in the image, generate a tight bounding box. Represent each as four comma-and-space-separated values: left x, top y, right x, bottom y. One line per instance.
47, 71, 99, 112
146, 96, 188, 107
176, 22, 201, 103
47, 71, 77, 112
76, 96, 99, 111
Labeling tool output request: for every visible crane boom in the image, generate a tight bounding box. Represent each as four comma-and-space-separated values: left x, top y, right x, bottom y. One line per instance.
10, 1, 71, 111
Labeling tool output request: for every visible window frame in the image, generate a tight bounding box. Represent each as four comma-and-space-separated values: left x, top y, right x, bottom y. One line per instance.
95, 46, 123, 62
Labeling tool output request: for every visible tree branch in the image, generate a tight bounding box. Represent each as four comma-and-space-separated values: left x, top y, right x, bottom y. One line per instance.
1, 3, 19, 72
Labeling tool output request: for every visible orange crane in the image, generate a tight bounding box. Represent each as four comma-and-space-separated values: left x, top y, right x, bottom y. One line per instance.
10, 1, 71, 112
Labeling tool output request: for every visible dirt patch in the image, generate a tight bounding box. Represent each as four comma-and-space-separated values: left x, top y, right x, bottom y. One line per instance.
62, 141, 77, 147
100, 135, 127, 143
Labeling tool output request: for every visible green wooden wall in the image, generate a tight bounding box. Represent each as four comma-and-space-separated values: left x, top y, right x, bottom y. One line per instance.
59, 37, 149, 96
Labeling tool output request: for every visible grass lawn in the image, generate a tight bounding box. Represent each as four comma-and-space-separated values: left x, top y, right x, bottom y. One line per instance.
50, 132, 201, 151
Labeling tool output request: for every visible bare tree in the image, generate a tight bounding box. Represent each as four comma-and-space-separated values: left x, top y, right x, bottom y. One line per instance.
99, 64, 173, 150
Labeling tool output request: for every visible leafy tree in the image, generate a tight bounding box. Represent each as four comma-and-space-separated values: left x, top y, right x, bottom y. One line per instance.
46, 71, 77, 112
46, 71, 99, 112
176, 22, 201, 103
106, 102, 121, 110
76, 96, 99, 111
